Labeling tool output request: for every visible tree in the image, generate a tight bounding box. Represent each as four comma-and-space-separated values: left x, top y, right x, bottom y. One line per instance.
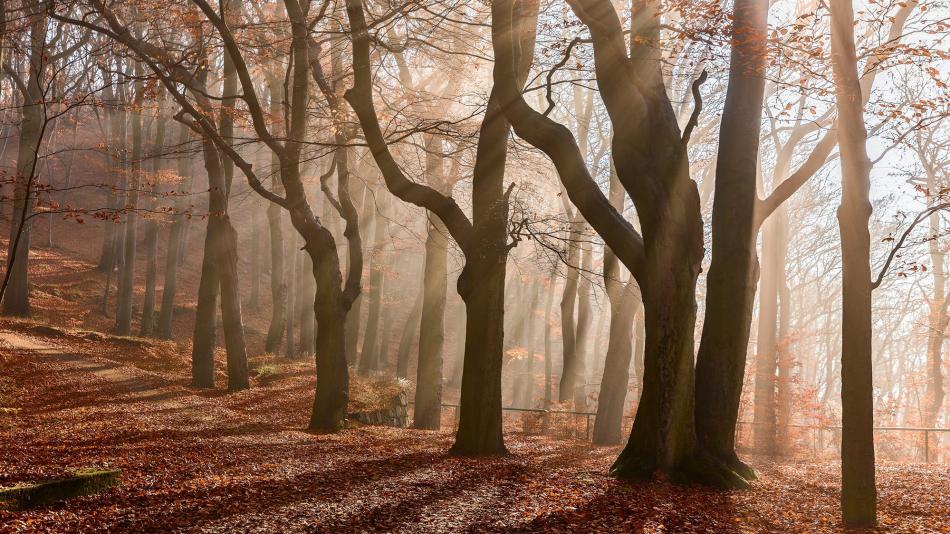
693, 0, 769, 479
344, 0, 538, 454
831, 0, 877, 523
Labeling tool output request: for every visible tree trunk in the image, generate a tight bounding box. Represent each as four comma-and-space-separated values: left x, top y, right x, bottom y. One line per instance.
543, 274, 555, 409
359, 190, 389, 374
96, 67, 120, 273
114, 59, 144, 336
449, 81, 521, 455
593, 289, 639, 445
156, 125, 192, 339
753, 211, 786, 454
306, 227, 351, 432
297, 245, 316, 357
139, 112, 167, 337
344, 182, 372, 365
396, 283, 423, 379
574, 240, 593, 410
264, 86, 287, 354
414, 214, 449, 429
285, 232, 297, 359
692, 0, 768, 480
831, 0, 877, 524
559, 217, 580, 404
2, 79, 43, 316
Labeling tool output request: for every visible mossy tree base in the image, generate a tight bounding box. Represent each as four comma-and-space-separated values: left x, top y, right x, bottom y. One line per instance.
0, 469, 121, 510
610, 450, 750, 490
709, 449, 757, 481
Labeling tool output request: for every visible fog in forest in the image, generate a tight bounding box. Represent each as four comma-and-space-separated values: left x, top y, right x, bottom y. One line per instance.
0, 0, 947, 530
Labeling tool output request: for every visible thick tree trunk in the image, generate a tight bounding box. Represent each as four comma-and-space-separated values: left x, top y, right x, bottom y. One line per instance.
452, 250, 507, 454
692, 0, 768, 481
831, 0, 877, 524
190, 135, 249, 390
306, 228, 352, 432
449, 81, 520, 455
2, 100, 41, 317
414, 214, 449, 429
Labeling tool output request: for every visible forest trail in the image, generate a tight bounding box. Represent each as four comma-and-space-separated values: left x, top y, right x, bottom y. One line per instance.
0, 327, 258, 436
1, 321, 946, 533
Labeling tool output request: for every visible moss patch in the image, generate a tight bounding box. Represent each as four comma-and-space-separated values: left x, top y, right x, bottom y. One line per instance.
0, 469, 121, 510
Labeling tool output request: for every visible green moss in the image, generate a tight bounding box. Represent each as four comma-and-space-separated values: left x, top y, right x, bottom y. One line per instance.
0, 469, 121, 510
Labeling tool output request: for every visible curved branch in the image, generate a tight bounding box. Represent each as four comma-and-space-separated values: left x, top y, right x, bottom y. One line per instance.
681, 69, 708, 145
492, 0, 646, 282
872, 202, 950, 290
342, 0, 473, 252
755, 129, 837, 227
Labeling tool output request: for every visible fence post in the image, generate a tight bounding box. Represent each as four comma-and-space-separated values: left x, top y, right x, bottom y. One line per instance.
586, 414, 591, 441
454, 405, 459, 431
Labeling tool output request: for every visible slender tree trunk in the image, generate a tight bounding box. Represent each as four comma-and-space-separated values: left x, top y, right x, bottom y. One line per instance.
559, 217, 580, 403
396, 280, 423, 379
345, 182, 371, 365
359, 190, 389, 374
97, 67, 120, 273
574, 239, 593, 410
156, 125, 192, 339
593, 289, 639, 444
114, 58, 144, 335
923, 167, 946, 459
285, 231, 297, 359
264, 86, 286, 354
139, 111, 167, 337
415, 214, 449, 428
543, 274, 555, 409
831, 0, 877, 523
753, 211, 785, 454
298, 245, 316, 357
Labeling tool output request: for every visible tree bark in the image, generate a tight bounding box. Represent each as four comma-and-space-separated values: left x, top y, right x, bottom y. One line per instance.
415, 207, 449, 429
114, 55, 144, 336
831, 0, 877, 524
139, 109, 167, 337
396, 282, 423, 379
359, 189, 389, 374
156, 125, 191, 339
558, 215, 580, 404
692, 0, 768, 481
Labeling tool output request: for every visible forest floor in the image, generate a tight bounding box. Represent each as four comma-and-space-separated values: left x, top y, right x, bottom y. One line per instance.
0, 321, 948, 533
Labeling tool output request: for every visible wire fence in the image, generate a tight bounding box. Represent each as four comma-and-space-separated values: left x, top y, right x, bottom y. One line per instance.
410, 402, 949, 464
